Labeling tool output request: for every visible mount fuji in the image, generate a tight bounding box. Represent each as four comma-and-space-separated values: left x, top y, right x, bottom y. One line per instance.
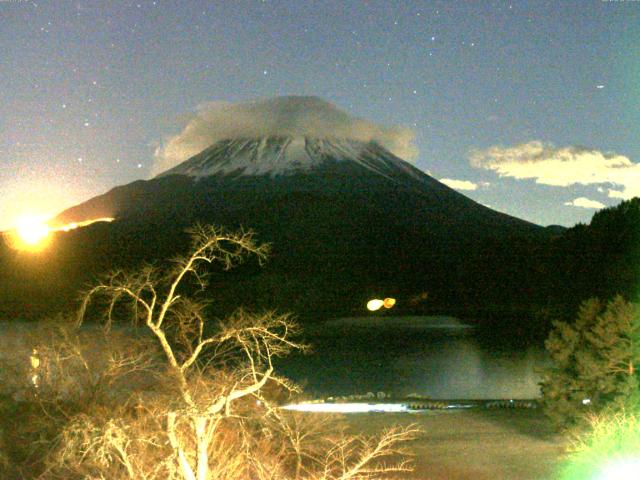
39, 133, 553, 319
55, 135, 538, 233
1, 95, 561, 321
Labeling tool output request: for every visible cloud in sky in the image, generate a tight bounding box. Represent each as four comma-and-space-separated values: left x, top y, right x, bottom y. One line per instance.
469, 141, 640, 200
564, 197, 606, 209
153, 96, 418, 176
440, 178, 478, 191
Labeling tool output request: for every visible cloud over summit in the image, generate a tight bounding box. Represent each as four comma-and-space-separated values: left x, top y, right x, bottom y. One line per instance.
153, 96, 418, 176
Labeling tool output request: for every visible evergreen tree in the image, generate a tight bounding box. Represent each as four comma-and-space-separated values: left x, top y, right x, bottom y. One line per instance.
540, 296, 640, 428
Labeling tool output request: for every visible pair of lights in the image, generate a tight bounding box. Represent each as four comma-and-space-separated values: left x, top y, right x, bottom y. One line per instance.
366, 298, 396, 311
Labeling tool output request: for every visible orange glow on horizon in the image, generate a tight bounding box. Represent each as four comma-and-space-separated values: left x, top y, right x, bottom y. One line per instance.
5, 215, 52, 252
55, 217, 115, 232
16, 216, 50, 246
3, 216, 114, 252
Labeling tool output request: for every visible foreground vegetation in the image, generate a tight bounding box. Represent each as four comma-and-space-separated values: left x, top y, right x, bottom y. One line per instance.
542, 294, 640, 478
559, 409, 640, 480
0, 225, 417, 479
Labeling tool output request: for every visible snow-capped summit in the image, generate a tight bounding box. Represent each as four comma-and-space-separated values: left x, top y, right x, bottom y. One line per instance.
157, 136, 424, 183
151, 96, 418, 176
55, 122, 541, 234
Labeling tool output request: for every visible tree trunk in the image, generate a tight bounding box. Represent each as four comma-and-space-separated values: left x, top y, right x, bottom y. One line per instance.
167, 412, 197, 480
195, 416, 209, 480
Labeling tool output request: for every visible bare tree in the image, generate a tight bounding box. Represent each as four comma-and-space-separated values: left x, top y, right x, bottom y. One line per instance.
44, 224, 421, 480
261, 411, 420, 480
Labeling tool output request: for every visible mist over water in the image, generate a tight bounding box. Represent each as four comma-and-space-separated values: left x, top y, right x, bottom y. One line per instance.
276, 316, 548, 399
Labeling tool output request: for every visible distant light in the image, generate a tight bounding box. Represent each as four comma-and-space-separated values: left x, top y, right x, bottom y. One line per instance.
5, 215, 52, 251
4, 216, 114, 252
282, 402, 409, 413
597, 458, 640, 480
367, 299, 384, 311
596, 85, 604, 89
383, 298, 396, 309
582, 398, 591, 405
16, 216, 50, 245
54, 217, 114, 232
61, 222, 78, 232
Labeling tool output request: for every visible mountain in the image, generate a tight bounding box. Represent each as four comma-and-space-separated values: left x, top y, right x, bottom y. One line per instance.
1, 134, 556, 325
45, 136, 551, 318
56, 136, 538, 233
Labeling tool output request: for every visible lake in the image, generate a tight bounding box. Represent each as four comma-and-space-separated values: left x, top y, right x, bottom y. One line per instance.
276, 316, 548, 399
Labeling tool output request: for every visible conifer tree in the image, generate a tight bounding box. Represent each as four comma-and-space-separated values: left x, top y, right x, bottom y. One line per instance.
540, 295, 640, 428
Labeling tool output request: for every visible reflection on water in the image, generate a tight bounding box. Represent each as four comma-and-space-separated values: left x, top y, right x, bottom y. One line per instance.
276, 316, 548, 399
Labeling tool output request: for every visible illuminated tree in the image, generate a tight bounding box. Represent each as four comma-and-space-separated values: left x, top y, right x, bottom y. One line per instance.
49, 224, 419, 480
558, 409, 640, 480
540, 296, 640, 429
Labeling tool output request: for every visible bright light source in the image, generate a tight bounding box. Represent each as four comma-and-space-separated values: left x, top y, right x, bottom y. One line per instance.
3, 216, 115, 252
597, 458, 640, 480
282, 402, 409, 413
383, 297, 396, 309
582, 398, 591, 405
16, 216, 50, 245
3, 215, 52, 252
367, 299, 384, 311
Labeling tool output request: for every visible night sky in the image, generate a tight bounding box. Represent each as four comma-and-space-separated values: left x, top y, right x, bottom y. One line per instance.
1, 0, 638, 230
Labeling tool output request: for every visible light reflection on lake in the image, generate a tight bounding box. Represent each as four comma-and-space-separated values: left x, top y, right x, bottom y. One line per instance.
276, 316, 548, 399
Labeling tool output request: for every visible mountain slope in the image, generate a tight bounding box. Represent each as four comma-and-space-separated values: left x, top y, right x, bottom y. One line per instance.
56, 137, 539, 234
1, 136, 553, 321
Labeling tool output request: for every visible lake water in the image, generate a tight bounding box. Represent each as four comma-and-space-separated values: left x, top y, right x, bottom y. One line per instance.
276, 316, 548, 400
1, 317, 548, 400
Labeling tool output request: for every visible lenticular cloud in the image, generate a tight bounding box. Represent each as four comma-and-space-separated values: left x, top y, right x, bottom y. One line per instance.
152, 96, 418, 176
